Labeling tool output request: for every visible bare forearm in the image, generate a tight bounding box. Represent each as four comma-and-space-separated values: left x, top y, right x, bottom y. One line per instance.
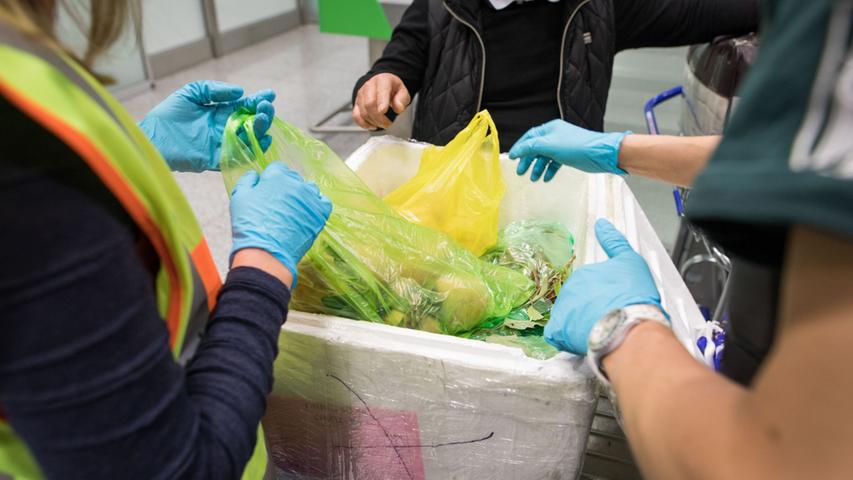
603, 228, 853, 479
232, 248, 294, 288
603, 322, 749, 479
618, 135, 720, 187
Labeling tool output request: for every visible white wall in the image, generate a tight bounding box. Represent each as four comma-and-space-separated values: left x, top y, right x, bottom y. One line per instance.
214, 0, 298, 32
142, 0, 208, 55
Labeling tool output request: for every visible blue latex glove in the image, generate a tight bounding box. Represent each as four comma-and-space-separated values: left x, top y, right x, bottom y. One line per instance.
509, 120, 630, 182
230, 162, 332, 283
140, 81, 275, 172
545, 219, 667, 355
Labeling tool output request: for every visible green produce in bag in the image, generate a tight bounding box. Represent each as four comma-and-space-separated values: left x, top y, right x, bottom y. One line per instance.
472, 220, 577, 359
481, 220, 575, 308
220, 110, 534, 335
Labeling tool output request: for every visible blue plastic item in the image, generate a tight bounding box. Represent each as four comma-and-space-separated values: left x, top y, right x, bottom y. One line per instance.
643, 86, 686, 215
696, 323, 726, 371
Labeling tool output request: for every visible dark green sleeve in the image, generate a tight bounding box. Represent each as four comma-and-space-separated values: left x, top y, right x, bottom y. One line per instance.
687, 0, 853, 260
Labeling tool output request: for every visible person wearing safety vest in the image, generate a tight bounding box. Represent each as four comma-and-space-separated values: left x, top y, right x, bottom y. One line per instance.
0, 1, 331, 479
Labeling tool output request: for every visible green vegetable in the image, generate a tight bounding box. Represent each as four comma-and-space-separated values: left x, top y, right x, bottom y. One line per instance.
480, 220, 575, 310
525, 306, 544, 322
503, 319, 540, 331
418, 315, 443, 334
384, 310, 405, 327
482, 334, 559, 360
471, 220, 576, 358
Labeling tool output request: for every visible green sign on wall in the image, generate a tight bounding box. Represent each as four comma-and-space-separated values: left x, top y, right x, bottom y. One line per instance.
318, 0, 393, 40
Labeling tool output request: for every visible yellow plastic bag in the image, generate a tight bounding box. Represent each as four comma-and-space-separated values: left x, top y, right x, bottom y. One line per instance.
384, 111, 505, 256
220, 110, 534, 336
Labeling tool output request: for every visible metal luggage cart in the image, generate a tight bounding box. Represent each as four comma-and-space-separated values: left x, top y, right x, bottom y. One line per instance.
644, 86, 728, 368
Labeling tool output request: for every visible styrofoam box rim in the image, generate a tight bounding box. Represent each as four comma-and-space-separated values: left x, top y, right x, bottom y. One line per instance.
284, 311, 591, 383
283, 135, 705, 368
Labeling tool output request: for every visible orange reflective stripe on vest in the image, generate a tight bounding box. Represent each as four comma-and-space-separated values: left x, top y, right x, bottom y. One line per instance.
0, 79, 189, 346
193, 239, 222, 311
0, 23, 268, 480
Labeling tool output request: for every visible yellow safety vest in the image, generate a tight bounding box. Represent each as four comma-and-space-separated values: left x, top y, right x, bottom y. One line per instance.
0, 24, 270, 480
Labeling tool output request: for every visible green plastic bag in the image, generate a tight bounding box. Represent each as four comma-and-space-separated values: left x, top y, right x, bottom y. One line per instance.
220, 110, 534, 335
480, 220, 575, 306
471, 221, 577, 359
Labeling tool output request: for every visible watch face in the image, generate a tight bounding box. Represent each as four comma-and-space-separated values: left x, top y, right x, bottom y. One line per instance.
589, 309, 626, 351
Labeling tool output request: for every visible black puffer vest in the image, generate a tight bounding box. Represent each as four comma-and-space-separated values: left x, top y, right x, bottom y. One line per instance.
413, 0, 616, 145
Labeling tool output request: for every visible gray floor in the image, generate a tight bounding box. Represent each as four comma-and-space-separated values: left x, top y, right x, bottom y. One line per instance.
123, 25, 687, 276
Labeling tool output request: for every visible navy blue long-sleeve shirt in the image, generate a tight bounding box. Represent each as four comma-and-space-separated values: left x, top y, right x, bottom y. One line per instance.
0, 96, 289, 479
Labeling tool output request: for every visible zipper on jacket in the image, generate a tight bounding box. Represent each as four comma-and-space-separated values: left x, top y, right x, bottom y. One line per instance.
557, 0, 593, 120
443, 1, 487, 112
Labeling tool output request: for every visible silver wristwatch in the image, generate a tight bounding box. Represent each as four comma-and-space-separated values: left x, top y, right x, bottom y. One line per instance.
587, 304, 670, 388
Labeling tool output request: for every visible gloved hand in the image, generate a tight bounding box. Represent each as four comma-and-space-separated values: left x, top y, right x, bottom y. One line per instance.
140, 81, 275, 172
544, 219, 667, 355
509, 120, 630, 182
230, 162, 332, 283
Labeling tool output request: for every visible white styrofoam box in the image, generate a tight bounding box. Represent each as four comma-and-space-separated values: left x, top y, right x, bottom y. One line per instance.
266, 311, 596, 480
264, 136, 706, 480
349, 137, 706, 356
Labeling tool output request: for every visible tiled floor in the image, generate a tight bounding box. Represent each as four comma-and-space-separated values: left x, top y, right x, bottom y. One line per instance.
123, 25, 687, 277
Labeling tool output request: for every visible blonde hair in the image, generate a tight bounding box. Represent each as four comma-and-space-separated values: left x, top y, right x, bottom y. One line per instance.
0, 0, 137, 82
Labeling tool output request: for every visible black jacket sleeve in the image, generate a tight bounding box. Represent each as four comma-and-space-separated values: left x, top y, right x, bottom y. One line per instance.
352, 0, 430, 103
0, 97, 289, 480
614, 0, 761, 52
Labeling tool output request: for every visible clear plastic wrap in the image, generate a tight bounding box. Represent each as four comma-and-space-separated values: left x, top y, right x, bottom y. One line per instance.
265, 312, 598, 480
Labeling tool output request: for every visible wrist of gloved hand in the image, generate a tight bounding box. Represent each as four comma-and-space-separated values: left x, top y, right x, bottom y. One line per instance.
230, 239, 300, 281
543, 219, 665, 355
590, 131, 630, 175
509, 119, 631, 182
229, 163, 332, 288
